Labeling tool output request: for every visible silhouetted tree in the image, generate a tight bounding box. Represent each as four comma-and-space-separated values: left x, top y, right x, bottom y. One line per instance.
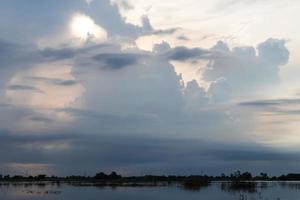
240, 172, 252, 180
94, 172, 108, 179
259, 173, 269, 180
12, 175, 24, 180
284, 173, 300, 181
35, 174, 47, 181
4, 175, 10, 179
108, 171, 122, 180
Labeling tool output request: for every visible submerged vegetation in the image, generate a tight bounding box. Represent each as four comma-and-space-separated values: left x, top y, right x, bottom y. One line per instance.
1, 171, 300, 200
221, 181, 258, 193
182, 176, 210, 190
1, 170, 300, 192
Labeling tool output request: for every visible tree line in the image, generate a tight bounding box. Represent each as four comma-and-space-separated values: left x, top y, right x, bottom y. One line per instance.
1, 171, 300, 182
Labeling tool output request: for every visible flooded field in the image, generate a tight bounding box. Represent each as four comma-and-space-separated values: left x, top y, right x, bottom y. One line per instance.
0, 181, 299, 200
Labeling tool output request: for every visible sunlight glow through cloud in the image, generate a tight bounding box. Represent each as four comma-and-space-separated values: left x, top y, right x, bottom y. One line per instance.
70, 13, 107, 41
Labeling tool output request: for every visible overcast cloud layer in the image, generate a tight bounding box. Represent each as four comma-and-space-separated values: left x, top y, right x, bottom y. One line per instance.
0, 0, 299, 176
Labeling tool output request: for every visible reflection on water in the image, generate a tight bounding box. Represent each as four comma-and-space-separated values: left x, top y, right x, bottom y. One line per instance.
0, 181, 300, 200
221, 181, 258, 193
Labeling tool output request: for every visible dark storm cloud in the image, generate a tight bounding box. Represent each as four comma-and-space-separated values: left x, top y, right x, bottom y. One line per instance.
166, 46, 211, 61
0, 130, 77, 144
0, 130, 81, 166
0, 130, 298, 175
93, 53, 142, 69
209, 149, 299, 161
0, 132, 206, 173
39, 43, 114, 61
16, 43, 144, 70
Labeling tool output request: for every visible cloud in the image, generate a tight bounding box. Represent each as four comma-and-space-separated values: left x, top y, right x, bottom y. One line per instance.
70, 13, 108, 41
207, 78, 232, 103
0, 129, 298, 175
257, 38, 289, 66
0, 40, 42, 68
57, 107, 158, 124
111, 0, 134, 10
165, 46, 211, 61
92, 53, 143, 69
211, 41, 230, 52
177, 35, 189, 41
240, 98, 300, 107
86, 0, 94, 5
0, 0, 298, 176
203, 38, 290, 100
28, 76, 79, 86
29, 116, 54, 123
38, 43, 115, 62
0, 0, 174, 46
150, 28, 179, 36
184, 80, 209, 111
239, 97, 300, 116
209, 148, 299, 162
0, 0, 86, 43
6, 85, 43, 93
41, 47, 76, 60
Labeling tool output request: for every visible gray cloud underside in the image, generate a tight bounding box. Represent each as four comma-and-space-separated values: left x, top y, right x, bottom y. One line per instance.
92, 53, 144, 69
177, 35, 190, 41
166, 46, 212, 61
0, 130, 298, 175
28, 76, 79, 86
240, 98, 300, 107
239, 98, 300, 115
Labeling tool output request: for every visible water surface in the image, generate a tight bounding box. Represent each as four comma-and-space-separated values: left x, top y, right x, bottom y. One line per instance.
0, 182, 299, 200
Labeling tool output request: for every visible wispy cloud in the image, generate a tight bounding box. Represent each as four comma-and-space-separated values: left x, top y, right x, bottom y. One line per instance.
6, 84, 44, 93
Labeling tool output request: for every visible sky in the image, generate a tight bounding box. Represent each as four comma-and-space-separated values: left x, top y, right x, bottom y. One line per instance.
0, 0, 300, 176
